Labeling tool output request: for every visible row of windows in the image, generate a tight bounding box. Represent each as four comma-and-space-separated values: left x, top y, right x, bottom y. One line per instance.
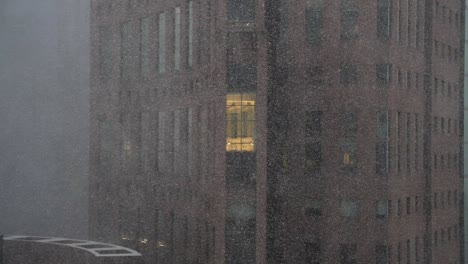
155, 211, 216, 263
302, 239, 432, 264
433, 224, 459, 247
99, 2, 195, 80
433, 116, 458, 135
433, 190, 458, 209
433, 78, 458, 99
303, 189, 458, 221
306, 0, 427, 47
434, 1, 461, 27
434, 40, 460, 64
433, 153, 459, 171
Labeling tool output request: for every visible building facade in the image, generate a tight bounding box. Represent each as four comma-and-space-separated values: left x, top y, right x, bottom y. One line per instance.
89, 0, 464, 263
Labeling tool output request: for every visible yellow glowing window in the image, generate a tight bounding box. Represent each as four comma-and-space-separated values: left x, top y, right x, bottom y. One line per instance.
226, 93, 256, 152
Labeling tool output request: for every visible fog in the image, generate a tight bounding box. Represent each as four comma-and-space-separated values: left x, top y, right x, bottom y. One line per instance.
0, 0, 89, 238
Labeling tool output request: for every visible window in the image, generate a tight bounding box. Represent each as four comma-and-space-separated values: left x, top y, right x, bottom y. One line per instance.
304, 242, 321, 264
406, 197, 411, 214
99, 26, 113, 79
305, 111, 322, 138
376, 244, 388, 264
397, 67, 402, 86
341, 64, 358, 84
120, 21, 132, 80
407, 71, 411, 89
174, 7, 181, 70
187, 1, 193, 68
397, 242, 402, 264
377, 0, 391, 39
376, 200, 387, 218
415, 237, 420, 262
340, 244, 357, 264
414, 113, 419, 170
226, 94, 256, 152
407, 0, 412, 46
341, 112, 358, 170
406, 113, 410, 173
397, 198, 401, 216
376, 111, 389, 174
341, 0, 359, 39
306, 0, 323, 45
140, 17, 152, 77
341, 200, 359, 218
415, 195, 419, 212
305, 142, 322, 172
376, 64, 392, 85
305, 201, 322, 217
158, 12, 167, 73
397, 0, 402, 41
228, 0, 255, 21
406, 239, 411, 264
158, 112, 167, 172
310, 66, 324, 85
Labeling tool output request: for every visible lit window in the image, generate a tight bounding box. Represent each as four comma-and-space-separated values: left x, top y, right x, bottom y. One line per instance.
226, 94, 256, 152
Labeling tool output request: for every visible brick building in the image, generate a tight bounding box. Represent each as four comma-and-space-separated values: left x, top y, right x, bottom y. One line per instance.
89, 0, 464, 263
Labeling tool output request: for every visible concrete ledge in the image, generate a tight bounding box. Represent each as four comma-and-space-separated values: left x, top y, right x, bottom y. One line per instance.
4, 235, 144, 264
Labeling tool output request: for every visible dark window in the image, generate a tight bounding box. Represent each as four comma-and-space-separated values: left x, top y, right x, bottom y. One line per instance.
227, 0, 255, 21
376, 111, 389, 174
397, 198, 401, 216
305, 142, 322, 172
340, 244, 357, 264
376, 244, 388, 264
376, 64, 392, 85
309, 66, 324, 85
304, 201, 322, 217
377, 0, 391, 39
406, 239, 411, 264
341, 64, 358, 84
226, 64, 257, 92
305, 111, 323, 138
304, 242, 321, 264
406, 197, 411, 214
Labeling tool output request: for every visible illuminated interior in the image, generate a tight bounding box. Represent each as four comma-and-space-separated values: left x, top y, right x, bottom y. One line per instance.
226, 93, 256, 152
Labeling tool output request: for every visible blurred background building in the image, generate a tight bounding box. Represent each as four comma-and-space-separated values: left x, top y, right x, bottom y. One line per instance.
89, 0, 464, 263
0, 0, 89, 238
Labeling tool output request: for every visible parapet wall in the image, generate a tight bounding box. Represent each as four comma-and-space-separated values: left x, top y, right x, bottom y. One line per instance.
3, 236, 144, 264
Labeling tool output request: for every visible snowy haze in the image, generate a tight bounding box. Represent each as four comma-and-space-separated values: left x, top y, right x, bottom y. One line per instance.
0, 0, 89, 238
